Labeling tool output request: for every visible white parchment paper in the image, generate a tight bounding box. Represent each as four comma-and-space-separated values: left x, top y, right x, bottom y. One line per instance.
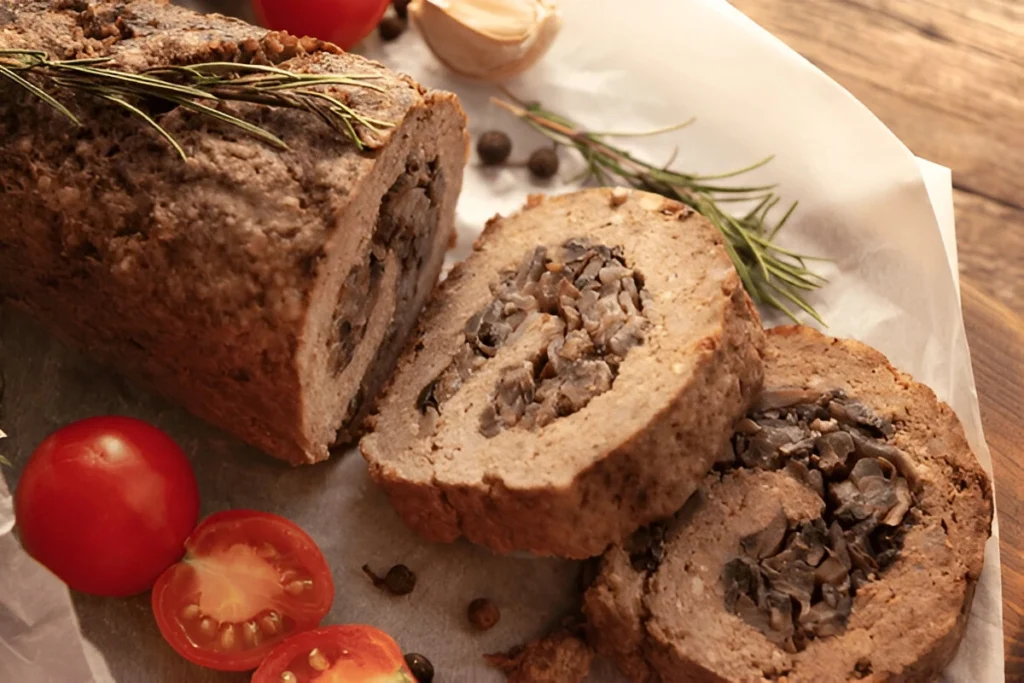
0, 0, 1002, 681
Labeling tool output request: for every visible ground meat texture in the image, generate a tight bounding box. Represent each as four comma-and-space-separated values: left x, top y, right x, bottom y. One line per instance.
361, 188, 766, 559
0, 0, 468, 464
584, 325, 993, 683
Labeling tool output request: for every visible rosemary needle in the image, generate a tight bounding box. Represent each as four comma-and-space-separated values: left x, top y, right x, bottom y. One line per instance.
492, 96, 828, 324
0, 49, 393, 158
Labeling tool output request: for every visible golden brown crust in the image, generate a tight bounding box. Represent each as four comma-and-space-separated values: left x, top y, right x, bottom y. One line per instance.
585, 325, 993, 682
0, 0, 468, 464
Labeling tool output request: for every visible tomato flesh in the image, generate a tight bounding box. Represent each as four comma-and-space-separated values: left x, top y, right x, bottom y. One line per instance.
253, 625, 414, 683
152, 510, 335, 671
13, 416, 199, 597
251, 0, 391, 51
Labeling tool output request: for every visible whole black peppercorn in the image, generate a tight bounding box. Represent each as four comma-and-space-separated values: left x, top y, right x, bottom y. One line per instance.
393, 0, 411, 20
378, 15, 407, 42
467, 597, 501, 631
527, 147, 559, 179
404, 653, 435, 682
477, 130, 512, 166
362, 563, 417, 595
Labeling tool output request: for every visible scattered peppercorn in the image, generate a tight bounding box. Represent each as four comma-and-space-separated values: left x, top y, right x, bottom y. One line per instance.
393, 0, 411, 20
477, 130, 513, 166
467, 597, 501, 631
378, 15, 407, 42
527, 147, 559, 179
404, 653, 435, 682
362, 563, 417, 595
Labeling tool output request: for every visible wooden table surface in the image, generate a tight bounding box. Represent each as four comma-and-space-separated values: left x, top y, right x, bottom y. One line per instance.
729, 0, 1024, 677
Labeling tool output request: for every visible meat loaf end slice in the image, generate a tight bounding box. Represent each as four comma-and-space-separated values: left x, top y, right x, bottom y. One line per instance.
584, 325, 993, 682
361, 188, 766, 559
0, 1, 468, 463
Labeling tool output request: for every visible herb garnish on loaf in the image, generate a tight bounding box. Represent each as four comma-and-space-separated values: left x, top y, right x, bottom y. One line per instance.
0, 0, 469, 464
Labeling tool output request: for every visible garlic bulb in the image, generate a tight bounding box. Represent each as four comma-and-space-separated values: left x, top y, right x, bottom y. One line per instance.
409, 0, 562, 83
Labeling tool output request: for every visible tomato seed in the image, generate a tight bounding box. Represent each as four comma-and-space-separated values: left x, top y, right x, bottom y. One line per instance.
308, 647, 330, 671
180, 603, 201, 620
285, 579, 313, 595
219, 624, 237, 650
243, 620, 261, 646
199, 617, 217, 637
260, 611, 281, 635
279, 672, 297, 683
257, 543, 279, 559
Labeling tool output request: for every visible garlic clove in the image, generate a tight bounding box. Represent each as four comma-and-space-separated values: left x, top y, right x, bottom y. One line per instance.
409, 0, 562, 83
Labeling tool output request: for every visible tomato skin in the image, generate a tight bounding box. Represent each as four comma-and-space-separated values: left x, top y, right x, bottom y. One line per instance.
13, 416, 199, 597
251, 0, 391, 51
253, 625, 414, 683
152, 510, 335, 672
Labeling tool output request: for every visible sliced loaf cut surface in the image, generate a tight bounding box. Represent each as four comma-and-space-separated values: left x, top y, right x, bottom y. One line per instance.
584, 325, 993, 682
361, 188, 766, 559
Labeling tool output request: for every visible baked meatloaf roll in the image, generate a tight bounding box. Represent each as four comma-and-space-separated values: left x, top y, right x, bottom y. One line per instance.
361, 188, 766, 559
584, 325, 993, 682
0, 1, 468, 463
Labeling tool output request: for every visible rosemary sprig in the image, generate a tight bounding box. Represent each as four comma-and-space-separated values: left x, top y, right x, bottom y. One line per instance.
492, 96, 828, 324
0, 49, 394, 159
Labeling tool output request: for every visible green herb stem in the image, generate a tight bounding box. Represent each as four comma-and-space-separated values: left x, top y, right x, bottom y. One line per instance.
0, 49, 393, 157
492, 96, 828, 324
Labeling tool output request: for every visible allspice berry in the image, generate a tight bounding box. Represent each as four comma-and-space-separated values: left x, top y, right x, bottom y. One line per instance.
405, 653, 435, 682
393, 0, 411, 20
527, 147, 559, 179
362, 563, 417, 595
467, 598, 501, 631
378, 15, 407, 42
477, 130, 512, 166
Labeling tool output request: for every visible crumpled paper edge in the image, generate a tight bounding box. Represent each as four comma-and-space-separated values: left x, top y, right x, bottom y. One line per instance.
915, 158, 1005, 681
0, 433, 111, 683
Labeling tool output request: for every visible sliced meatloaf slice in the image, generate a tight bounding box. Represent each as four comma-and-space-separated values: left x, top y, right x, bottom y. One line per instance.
361, 188, 766, 559
584, 325, 993, 682
0, 0, 468, 464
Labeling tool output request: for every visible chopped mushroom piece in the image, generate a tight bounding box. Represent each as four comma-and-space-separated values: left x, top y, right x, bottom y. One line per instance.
722, 388, 917, 651
417, 239, 650, 439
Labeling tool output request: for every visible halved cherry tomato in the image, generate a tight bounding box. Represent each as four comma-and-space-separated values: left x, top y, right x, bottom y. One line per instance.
152, 510, 335, 672
14, 416, 199, 597
251, 0, 391, 51
253, 625, 414, 683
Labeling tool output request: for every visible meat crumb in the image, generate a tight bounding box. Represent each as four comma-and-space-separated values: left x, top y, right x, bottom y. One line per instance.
485, 630, 592, 682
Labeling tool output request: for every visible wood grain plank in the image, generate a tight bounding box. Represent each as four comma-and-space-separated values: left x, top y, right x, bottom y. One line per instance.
954, 191, 1024, 314
962, 280, 1024, 669
729, 0, 1024, 210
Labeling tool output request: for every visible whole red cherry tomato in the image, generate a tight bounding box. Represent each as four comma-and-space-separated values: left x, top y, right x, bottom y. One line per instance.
14, 416, 200, 597
252, 625, 414, 682
251, 0, 392, 51
152, 510, 335, 672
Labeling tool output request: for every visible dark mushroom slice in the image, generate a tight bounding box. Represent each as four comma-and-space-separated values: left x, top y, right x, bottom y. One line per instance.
361, 188, 766, 559
585, 325, 992, 683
